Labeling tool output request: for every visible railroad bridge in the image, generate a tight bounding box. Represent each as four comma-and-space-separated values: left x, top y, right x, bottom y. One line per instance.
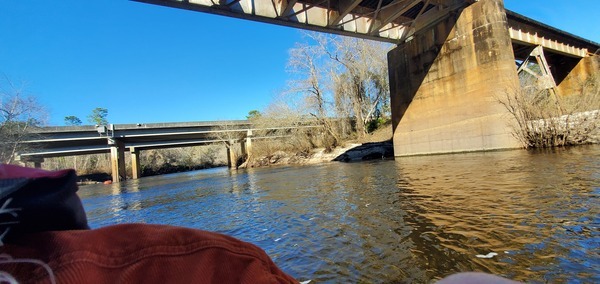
135, 0, 599, 156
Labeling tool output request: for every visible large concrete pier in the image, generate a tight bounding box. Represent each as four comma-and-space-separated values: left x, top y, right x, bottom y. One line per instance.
388, 0, 520, 156
388, 0, 598, 156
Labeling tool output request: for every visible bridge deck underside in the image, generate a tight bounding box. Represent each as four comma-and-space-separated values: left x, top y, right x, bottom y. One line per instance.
134, 0, 597, 57
134, 0, 474, 43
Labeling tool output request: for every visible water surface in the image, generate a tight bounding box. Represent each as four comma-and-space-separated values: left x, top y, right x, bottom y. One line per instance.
80, 145, 600, 283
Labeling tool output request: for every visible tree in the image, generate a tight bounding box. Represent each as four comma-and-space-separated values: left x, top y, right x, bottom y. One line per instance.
0, 77, 47, 163
88, 107, 108, 125
323, 35, 391, 136
246, 110, 262, 120
287, 39, 342, 146
64, 115, 82, 126
284, 33, 392, 139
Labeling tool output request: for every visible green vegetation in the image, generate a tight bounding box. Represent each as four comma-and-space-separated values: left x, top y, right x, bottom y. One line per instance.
87, 107, 108, 125
64, 115, 82, 126
246, 110, 262, 120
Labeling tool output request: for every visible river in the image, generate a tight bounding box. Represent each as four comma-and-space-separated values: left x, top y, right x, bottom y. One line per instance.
79, 145, 600, 283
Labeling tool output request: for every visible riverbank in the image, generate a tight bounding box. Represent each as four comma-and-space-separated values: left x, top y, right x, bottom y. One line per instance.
243, 123, 394, 168
243, 140, 394, 168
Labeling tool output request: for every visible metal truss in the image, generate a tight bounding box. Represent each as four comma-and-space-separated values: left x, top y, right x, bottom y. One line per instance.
134, 0, 474, 43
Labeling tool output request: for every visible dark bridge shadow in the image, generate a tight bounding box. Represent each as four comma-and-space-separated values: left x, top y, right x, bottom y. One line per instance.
333, 140, 394, 162
387, 8, 462, 135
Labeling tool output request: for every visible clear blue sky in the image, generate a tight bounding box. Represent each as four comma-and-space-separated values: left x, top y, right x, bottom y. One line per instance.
1, 0, 598, 126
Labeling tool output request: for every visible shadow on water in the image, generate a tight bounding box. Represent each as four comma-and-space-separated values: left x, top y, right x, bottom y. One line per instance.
80, 146, 600, 283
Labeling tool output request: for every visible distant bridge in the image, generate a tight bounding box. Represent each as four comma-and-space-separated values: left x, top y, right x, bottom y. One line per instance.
18, 120, 317, 181
134, 0, 599, 156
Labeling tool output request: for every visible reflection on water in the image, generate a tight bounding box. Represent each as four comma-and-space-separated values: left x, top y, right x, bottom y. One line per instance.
80, 145, 600, 283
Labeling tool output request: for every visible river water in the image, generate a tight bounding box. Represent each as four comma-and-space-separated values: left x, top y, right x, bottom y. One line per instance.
79, 145, 600, 283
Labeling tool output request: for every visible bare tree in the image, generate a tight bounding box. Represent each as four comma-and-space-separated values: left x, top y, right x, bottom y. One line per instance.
208, 121, 250, 168
324, 35, 391, 136
286, 40, 341, 146
0, 77, 47, 163
285, 33, 392, 138
498, 74, 600, 148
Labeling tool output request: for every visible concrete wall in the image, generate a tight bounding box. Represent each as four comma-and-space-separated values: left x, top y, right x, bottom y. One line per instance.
388, 0, 521, 156
556, 55, 600, 96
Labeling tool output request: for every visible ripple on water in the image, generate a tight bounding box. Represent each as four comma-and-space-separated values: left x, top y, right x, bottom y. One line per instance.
81, 146, 600, 283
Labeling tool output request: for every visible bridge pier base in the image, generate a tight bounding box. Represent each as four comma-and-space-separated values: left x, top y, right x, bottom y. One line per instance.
388, 0, 520, 156
131, 147, 141, 180
109, 138, 126, 182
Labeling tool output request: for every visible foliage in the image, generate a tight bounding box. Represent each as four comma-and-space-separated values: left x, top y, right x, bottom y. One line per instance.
498, 74, 600, 148
246, 110, 262, 120
87, 107, 108, 125
0, 77, 46, 163
367, 117, 389, 133
64, 115, 82, 126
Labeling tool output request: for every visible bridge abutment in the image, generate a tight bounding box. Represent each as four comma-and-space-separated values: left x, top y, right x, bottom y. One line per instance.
388, 0, 521, 156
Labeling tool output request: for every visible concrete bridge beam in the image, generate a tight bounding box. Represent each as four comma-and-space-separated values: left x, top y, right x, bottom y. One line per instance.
388, 0, 521, 156
109, 138, 126, 182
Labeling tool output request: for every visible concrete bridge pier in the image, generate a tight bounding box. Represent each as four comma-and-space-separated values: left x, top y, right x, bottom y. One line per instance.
241, 130, 253, 159
226, 140, 237, 169
388, 0, 521, 156
130, 147, 142, 180
109, 138, 126, 182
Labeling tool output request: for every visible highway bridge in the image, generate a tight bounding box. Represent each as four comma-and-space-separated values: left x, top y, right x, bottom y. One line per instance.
18, 120, 316, 181
134, 0, 599, 156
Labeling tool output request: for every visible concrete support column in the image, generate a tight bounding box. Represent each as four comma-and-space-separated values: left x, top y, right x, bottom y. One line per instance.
244, 129, 253, 158
388, 0, 521, 156
28, 156, 44, 169
131, 147, 141, 180
226, 141, 237, 169
109, 138, 126, 182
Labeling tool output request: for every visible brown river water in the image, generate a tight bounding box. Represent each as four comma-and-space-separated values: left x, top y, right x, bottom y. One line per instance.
80, 145, 600, 283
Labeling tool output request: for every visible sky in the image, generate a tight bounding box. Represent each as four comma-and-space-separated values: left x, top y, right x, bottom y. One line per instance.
1, 0, 598, 126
